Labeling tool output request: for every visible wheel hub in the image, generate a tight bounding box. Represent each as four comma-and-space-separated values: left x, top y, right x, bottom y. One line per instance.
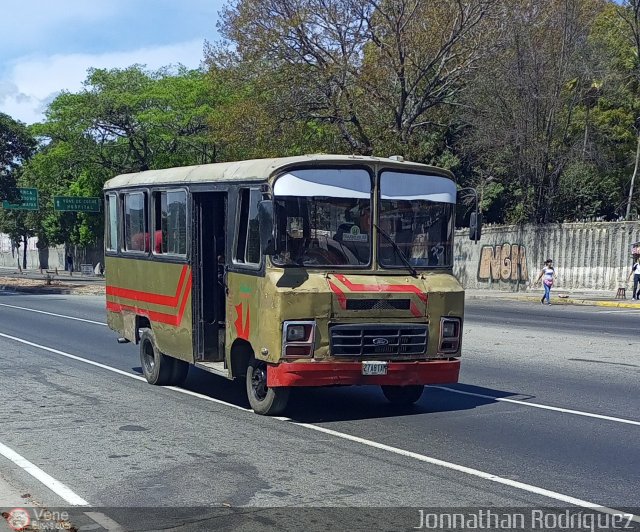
251, 365, 268, 401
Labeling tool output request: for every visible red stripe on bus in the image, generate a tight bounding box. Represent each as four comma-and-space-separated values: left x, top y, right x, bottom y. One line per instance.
106, 265, 189, 307
106, 272, 192, 326
106, 297, 189, 326
333, 274, 428, 303
327, 280, 347, 309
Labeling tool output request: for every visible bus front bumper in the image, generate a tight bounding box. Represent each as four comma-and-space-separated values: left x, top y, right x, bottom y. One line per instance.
267, 359, 460, 387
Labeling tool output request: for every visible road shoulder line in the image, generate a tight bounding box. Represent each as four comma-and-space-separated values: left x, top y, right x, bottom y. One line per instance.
0, 331, 637, 522
0, 303, 106, 326
431, 386, 640, 426
0, 442, 88, 506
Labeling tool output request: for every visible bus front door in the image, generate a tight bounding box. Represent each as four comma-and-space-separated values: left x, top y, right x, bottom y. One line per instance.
192, 192, 227, 362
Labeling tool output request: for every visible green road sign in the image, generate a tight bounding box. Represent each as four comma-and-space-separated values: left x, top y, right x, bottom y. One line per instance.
53, 196, 101, 213
2, 188, 39, 210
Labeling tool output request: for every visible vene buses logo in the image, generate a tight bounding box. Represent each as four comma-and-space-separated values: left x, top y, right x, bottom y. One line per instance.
5, 508, 30, 531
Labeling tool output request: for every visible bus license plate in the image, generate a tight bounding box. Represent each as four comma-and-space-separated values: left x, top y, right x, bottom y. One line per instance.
362, 361, 388, 376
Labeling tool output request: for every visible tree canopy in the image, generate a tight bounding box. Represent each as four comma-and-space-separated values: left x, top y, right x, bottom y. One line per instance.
3, 0, 640, 249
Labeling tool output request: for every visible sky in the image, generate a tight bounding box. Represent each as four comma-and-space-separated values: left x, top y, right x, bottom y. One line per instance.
0, 0, 223, 125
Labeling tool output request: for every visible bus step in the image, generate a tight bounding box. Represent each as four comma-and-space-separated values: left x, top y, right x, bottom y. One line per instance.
194, 361, 230, 378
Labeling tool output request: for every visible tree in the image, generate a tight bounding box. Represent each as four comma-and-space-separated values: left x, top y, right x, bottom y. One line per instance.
615, 0, 640, 218
213, 0, 496, 158
0, 113, 35, 201
27, 65, 218, 247
462, 0, 605, 223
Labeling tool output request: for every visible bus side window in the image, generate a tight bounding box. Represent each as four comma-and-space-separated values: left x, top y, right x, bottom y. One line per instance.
152, 190, 187, 256
123, 192, 149, 253
105, 194, 118, 252
234, 188, 261, 265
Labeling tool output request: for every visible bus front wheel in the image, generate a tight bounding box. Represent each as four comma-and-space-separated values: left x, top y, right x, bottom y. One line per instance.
246, 358, 289, 415
381, 385, 424, 405
139, 328, 185, 386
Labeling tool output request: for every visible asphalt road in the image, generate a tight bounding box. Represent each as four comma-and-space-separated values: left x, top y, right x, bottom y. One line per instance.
0, 294, 638, 530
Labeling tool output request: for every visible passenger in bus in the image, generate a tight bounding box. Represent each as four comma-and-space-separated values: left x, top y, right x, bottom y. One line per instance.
130, 230, 163, 253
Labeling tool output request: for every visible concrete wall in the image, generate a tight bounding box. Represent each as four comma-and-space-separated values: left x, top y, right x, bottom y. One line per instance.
0, 234, 103, 272
454, 221, 640, 291
3, 222, 640, 290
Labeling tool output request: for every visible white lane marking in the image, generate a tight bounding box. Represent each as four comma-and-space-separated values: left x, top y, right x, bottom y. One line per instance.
84, 512, 125, 531
0, 332, 251, 413
289, 421, 639, 524
0, 441, 89, 506
432, 386, 640, 427
596, 309, 640, 314
3, 304, 636, 426
1, 333, 637, 521
0, 303, 106, 326
0, 332, 143, 380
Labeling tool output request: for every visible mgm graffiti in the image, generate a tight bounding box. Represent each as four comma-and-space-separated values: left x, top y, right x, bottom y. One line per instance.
478, 244, 529, 283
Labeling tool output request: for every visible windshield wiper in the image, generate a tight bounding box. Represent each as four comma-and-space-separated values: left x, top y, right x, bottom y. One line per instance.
374, 223, 418, 277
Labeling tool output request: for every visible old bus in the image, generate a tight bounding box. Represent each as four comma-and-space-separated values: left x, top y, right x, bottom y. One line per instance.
104, 155, 478, 415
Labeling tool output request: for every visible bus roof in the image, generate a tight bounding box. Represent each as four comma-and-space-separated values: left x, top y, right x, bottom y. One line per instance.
103, 154, 454, 190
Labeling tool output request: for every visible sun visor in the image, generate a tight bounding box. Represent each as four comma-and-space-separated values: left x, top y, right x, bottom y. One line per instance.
274, 169, 371, 198
380, 172, 456, 203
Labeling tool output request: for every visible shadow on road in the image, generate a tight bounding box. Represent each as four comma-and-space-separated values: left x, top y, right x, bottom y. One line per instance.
283, 383, 528, 423
131, 363, 526, 423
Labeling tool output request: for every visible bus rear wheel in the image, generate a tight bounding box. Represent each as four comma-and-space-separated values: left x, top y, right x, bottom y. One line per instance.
246, 358, 289, 415
139, 328, 186, 386
381, 385, 424, 405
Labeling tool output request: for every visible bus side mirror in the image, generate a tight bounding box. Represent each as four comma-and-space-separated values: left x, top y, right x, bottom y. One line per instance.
258, 200, 277, 255
469, 212, 483, 241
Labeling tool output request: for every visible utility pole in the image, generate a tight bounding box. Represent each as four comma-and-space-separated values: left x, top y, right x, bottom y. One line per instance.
626, 130, 640, 220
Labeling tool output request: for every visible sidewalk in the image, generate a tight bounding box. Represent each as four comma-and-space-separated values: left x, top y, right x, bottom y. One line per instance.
0, 267, 104, 295
465, 288, 640, 308
0, 266, 104, 282
0, 474, 33, 532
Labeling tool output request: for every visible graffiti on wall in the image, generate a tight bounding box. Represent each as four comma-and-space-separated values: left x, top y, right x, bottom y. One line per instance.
478, 244, 529, 282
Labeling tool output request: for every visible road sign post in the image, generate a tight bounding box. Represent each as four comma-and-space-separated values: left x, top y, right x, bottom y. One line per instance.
53, 196, 101, 213
1, 188, 39, 210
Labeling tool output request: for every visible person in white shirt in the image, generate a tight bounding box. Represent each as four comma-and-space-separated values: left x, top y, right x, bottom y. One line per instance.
628, 256, 640, 300
535, 259, 557, 305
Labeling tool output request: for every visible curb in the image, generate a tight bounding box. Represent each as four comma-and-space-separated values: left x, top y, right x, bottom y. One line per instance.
466, 294, 640, 308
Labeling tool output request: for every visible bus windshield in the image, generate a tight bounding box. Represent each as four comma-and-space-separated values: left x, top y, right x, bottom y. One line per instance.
379, 171, 456, 268
273, 168, 372, 267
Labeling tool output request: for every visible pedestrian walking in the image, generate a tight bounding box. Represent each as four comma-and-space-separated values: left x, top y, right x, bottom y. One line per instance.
535, 258, 557, 305
628, 256, 640, 300
66, 254, 74, 275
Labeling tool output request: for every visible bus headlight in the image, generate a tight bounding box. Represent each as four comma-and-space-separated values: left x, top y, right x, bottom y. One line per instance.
282, 321, 315, 358
439, 317, 461, 354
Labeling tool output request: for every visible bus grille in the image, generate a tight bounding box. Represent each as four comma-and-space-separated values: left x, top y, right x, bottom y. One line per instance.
329, 324, 428, 357
345, 299, 411, 311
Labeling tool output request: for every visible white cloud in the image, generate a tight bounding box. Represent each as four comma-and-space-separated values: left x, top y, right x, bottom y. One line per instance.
0, 39, 207, 124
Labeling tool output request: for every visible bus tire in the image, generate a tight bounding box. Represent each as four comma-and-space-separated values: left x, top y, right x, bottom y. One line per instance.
246, 358, 289, 415
139, 328, 173, 386
381, 385, 424, 405
170, 359, 189, 386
